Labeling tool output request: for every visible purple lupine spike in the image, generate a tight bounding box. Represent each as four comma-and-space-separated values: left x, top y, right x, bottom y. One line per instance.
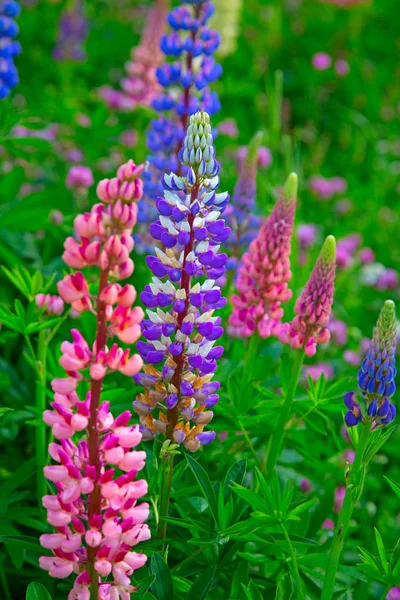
52, 0, 87, 62
133, 110, 230, 452
137, 0, 222, 254
228, 173, 297, 338
225, 131, 262, 273
344, 300, 397, 428
0, 0, 21, 99
278, 235, 336, 357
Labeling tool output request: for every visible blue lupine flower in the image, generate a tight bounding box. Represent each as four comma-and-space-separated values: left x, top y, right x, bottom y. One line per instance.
344, 300, 397, 427
0, 0, 21, 99
133, 111, 230, 452
138, 1, 222, 254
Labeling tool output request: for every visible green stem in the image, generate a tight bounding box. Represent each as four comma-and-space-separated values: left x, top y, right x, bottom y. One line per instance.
321, 421, 372, 600
379, 585, 391, 600
157, 456, 174, 541
238, 418, 263, 472
35, 328, 48, 507
265, 351, 304, 480
280, 523, 304, 600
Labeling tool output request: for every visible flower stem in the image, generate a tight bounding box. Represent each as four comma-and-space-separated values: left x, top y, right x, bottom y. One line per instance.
87, 268, 109, 600
36, 328, 47, 507
157, 455, 174, 541
265, 350, 304, 480
238, 418, 263, 472
321, 420, 372, 600
280, 522, 304, 600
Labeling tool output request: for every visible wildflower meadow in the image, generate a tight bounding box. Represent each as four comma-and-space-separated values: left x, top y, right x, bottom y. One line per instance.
1, 0, 400, 599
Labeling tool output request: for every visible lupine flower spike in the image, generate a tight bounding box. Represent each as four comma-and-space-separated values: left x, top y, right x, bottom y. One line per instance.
53, 0, 87, 62
138, 0, 221, 252
210, 0, 243, 57
225, 131, 262, 273
39, 160, 151, 600
0, 0, 21, 99
99, 0, 168, 111
229, 173, 297, 338
278, 235, 336, 357
344, 300, 397, 428
133, 110, 230, 451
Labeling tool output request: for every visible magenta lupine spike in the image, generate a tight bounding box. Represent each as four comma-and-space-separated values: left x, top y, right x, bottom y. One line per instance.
99, 0, 168, 111
278, 235, 336, 357
228, 173, 298, 338
39, 159, 151, 600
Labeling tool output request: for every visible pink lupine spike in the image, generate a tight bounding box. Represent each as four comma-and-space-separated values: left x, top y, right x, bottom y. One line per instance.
40, 159, 150, 599
229, 173, 298, 338
278, 235, 336, 357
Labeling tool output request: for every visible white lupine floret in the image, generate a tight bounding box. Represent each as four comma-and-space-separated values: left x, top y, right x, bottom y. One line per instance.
153, 340, 168, 351
160, 280, 176, 295
196, 241, 209, 253
176, 331, 187, 343
185, 251, 196, 262
180, 221, 191, 233
190, 282, 201, 294
147, 310, 164, 324
201, 280, 216, 291
205, 211, 220, 222
164, 190, 180, 205
157, 307, 175, 323
199, 342, 215, 357
187, 342, 200, 355
193, 216, 204, 228
155, 247, 172, 265
175, 288, 187, 300
149, 281, 162, 295
159, 216, 178, 235
183, 313, 195, 323
195, 310, 214, 323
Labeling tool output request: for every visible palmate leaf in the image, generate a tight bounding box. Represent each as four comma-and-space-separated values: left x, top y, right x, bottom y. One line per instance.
364, 425, 396, 464
222, 458, 247, 500
384, 476, 400, 501
26, 582, 52, 600
374, 528, 388, 573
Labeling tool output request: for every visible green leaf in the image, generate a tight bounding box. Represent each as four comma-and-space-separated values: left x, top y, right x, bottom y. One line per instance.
135, 575, 156, 600
0, 458, 36, 515
230, 561, 249, 599
26, 582, 52, 600
289, 498, 316, 517
384, 476, 400, 501
364, 425, 396, 464
231, 484, 270, 513
247, 580, 265, 600
275, 574, 293, 600
150, 553, 174, 600
4, 538, 25, 569
223, 458, 247, 500
0, 407, 13, 419
374, 528, 388, 573
186, 566, 216, 600
186, 455, 218, 525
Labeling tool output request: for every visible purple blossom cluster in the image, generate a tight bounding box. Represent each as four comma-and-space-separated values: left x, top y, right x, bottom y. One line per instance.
139, 0, 221, 252
53, 0, 87, 62
133, 110, 230, 451
0, 0, 21, 99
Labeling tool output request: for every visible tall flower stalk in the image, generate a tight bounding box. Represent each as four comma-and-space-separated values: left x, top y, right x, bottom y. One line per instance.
322, 300, 397, 600
39, 160, 150, 600
138, 0, 221, 251
99, 0, 168, 111
133, 110, 230, 537
229, 173, 297, 338
266, 236, 337, 479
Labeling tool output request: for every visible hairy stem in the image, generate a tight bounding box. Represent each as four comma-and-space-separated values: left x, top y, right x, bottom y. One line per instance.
280, 523, 304, 600
157, 455, 174, 540
265, 350, 304, 480
87, 267, 109, 600
321, 421, 371, 600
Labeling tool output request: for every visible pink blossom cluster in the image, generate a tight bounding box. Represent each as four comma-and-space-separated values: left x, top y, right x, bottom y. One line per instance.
36, 293, 64, 316
312, 52, 350, 76
40, 159, 150, 599
66, 165, 94, 191
236, 145, 272, 169
99, 0, 167, 111
228, 173, 297, 338
278, 236, 336, 357
309, 175, 347, 200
